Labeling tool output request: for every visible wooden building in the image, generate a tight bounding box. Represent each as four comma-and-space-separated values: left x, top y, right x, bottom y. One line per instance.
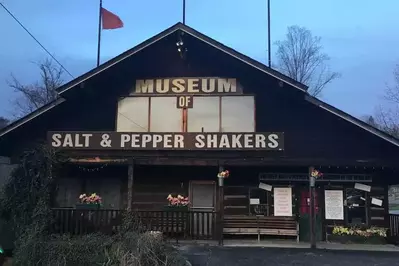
1, 23, 399, 242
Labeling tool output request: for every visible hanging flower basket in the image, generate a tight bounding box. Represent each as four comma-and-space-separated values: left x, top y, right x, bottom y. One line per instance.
311, 169, 323, 179
76, 193, 102, 209
217, 170, 230, 186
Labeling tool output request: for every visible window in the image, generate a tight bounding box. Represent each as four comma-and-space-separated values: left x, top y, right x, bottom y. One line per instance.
187, 96, 220, 132
221, 96, 255, 132
346, 188, 367, 225
116, 97, 149, 132
150, 97, 182, 132
116, 95, 256, 133
249, 188, 270, 216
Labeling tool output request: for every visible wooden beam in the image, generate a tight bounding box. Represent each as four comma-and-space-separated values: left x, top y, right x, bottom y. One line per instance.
63, 151, 399, 167
308, 166, 316, 249
127, 158, 134, 211
69, 158, 129, 164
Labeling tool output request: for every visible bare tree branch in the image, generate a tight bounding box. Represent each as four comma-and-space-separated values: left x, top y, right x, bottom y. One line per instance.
370, 106, 399, 138
274, 25, 340, 96
7, 58, 63, 118
365, 64, 399, 139
385, 64, 399, 104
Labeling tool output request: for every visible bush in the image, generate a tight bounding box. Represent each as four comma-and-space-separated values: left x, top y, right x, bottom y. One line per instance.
105, 232, 187, 266
0, 145, 187, 266
13, 232, 187, 266
14, 234, 113, 266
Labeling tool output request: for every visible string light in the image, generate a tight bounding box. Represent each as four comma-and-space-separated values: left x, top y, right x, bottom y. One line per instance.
176, 31, 187, 59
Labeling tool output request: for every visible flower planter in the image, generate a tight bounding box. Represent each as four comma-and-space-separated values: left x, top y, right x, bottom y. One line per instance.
164, 205, 189, 211
327, 234, 387, 244
75, 203, 100, 210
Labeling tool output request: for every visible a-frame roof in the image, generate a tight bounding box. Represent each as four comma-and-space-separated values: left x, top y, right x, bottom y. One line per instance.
55, 22, 308, 95
1, 22, 399, 150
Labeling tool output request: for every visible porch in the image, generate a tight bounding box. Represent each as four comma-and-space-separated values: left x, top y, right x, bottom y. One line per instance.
49, 208, 399, 245
52, 160, 399, 244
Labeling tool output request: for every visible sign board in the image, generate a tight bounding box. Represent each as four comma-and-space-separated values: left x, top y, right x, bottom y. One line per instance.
371, 198, 383, 207
273, 187, 292, 216
354, 183, 371, 192
324, 190, 344, 220
250, 198, 260, 205
259, 182, 272, 192
48, 132, 284, 150
176, 95, 193, 108
134, 77, 242, 95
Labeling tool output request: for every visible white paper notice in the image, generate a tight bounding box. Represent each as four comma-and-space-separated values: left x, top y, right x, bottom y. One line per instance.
324, 190, 344, 220
259, 182, 272, 191
273, 187, 292, 216
354, 183, 371, 192
250, 198, 260, 205
371, 198, 383, 207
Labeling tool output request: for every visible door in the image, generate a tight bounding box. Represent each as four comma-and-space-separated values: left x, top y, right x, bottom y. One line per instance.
190, 181, 216, 238
299, 189, 323, 241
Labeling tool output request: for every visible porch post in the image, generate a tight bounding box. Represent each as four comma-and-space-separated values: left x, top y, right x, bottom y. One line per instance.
309, 166, 316, 249
127, 158, 134, 211
218, 165, 224, 245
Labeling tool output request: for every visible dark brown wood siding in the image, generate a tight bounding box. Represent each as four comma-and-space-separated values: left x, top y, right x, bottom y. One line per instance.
0, 30, 398, 169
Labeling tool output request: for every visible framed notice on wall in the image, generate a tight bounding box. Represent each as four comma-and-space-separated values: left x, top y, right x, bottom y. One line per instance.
324, 190, 344, 220
273, 187, 292, 216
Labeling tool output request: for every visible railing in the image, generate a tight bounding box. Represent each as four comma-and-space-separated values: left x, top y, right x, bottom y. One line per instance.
389, 214, 399, 237
51, 208, 218, 240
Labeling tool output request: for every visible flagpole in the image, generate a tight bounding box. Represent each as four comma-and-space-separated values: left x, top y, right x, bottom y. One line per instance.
267, 0, 271, 67
97, 0, 103, 67
182, 0, 186, 24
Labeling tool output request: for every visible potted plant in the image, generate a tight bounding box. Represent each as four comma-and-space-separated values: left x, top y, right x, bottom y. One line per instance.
311, 169, 323, 179
165, 194, 189, 211
217, 170, 230, 186
328, 226, 388, 244
76, 193, 102, 210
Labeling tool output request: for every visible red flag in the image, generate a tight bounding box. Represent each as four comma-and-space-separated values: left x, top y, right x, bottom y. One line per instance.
101, 7, 123, 30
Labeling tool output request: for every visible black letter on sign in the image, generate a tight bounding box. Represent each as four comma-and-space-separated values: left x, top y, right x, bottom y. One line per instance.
176, 96, 193, 108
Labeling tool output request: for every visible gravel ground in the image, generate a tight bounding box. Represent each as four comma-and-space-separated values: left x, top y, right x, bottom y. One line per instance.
180, 246, 399, 266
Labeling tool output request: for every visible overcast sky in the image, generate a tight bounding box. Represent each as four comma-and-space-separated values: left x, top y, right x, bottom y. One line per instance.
1, 0, 398, 119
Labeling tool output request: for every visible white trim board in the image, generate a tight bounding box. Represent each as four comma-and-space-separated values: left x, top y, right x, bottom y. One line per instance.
0, 98, 65, 138
58, 28, 180, 94
57, 24, 306, 96
305, 95, 399, 148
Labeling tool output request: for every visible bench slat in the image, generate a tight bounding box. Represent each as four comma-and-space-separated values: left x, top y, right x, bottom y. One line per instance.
223, 215, 299, 241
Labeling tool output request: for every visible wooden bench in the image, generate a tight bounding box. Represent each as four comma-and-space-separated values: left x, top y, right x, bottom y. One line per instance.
224, 215, 299, 242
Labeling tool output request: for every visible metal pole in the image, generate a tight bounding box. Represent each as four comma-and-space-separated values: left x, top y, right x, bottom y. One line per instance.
96, 0, 103, 67
218, 165, 224, 245
309, 166, 316, 249
267, 0, 271, 67
183, 0, 186, 25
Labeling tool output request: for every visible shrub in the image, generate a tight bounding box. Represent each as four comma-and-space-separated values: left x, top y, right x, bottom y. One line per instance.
14, 234, 113, 266
13, 232, 186, 266
0, 144, 187, 266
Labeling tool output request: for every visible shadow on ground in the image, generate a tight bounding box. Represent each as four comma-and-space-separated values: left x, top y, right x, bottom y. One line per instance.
179, 246, 399, 266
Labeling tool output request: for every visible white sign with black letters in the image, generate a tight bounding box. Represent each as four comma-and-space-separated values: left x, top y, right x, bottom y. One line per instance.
324, 190, 344, 220
48, 132, 285, 150
354, 183, 371, 192
273, 187, 292, 216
